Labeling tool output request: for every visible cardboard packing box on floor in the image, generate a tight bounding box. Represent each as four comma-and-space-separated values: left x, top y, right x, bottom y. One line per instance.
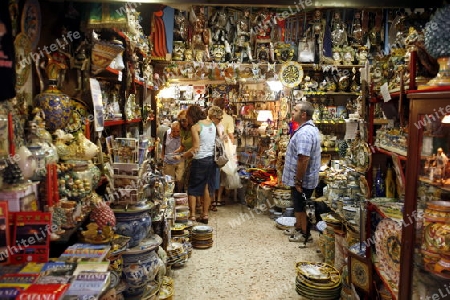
0, 182, 39, 212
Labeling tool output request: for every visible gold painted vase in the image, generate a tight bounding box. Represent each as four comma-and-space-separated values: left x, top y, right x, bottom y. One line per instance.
34, 80, 71, 132
427, 57, 450, 86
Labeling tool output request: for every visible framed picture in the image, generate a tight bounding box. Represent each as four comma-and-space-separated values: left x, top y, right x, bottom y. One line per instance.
327, 106, 337, 119
336, 106, 347, 119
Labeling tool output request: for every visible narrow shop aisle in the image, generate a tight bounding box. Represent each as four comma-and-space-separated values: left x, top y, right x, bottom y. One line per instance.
172, 203, 321, 299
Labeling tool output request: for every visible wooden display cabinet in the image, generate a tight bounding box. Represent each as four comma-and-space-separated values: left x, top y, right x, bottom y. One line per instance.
399, 89, 450, 299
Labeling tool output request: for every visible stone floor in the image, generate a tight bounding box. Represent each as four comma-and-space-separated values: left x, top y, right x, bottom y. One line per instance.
171, 202, 322, 300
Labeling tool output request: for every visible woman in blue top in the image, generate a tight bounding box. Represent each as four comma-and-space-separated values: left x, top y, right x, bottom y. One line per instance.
176, 105, 216, 224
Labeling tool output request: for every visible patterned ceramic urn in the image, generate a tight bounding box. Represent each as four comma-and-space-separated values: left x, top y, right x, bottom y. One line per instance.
113, 206, 152, 248
34, 81, 71, 132
122, 235, 164, 298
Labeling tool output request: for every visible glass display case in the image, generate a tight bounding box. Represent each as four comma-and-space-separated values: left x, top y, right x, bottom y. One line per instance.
400, 90, 450, 299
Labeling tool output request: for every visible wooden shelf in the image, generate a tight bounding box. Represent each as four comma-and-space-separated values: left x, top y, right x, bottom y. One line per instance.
303, 91, 360, 96
315, 120, 346, 124
375, 146, 407, 160
104, 118, 142, 127
418, 177, 450, 193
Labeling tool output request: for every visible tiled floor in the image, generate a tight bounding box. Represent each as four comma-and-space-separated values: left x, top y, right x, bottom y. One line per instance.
171, 203, 322, 300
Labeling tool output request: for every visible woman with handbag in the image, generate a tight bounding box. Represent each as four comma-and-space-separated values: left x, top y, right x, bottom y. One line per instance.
175, 105, 216, 224
208, 106, 225, 211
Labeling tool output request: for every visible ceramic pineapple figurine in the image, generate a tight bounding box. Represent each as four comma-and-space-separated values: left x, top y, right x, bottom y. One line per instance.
89, 192, 116, 230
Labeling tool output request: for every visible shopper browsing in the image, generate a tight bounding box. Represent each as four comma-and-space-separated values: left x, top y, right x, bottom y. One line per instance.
213, 97, 235, 204
208, 106, 225, 211
282, 101, 321, 244
174, 105, 217, 224
175, 109, 193, 192
161, 121, 184, 193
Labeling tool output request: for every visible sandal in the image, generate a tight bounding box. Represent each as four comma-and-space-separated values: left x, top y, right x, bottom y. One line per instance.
196, 216, 209, 224
189, 216, 197, 222
210, 205, 217, 212
283, 228, 302, 236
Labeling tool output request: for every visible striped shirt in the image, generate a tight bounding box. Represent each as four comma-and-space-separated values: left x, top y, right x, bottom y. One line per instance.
282, 120, 321, 189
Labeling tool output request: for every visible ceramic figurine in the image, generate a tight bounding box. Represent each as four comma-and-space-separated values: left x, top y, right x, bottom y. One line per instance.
433, 148, 448, 183
173, 10, 187, 42
190, 6, 210, 61
234, 9, 252, 62
89, 192, 116, 229
172, 41, 185, 61
253, 9, 275, 62
331, 12, 347, 47
351, 12, 364, 46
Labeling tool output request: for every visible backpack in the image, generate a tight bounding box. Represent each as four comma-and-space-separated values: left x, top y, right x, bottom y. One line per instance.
214, 135, 229, 168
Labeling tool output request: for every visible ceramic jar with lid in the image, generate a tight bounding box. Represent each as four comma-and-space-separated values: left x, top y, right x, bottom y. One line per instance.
113, 205, 152, 248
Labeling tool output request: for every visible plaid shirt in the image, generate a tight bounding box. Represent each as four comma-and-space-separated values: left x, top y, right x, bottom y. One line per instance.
282, 120, 321, 189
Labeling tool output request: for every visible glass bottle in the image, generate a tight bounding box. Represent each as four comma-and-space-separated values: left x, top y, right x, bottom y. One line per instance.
385, 165, 396, 198
374, 165, 386, 197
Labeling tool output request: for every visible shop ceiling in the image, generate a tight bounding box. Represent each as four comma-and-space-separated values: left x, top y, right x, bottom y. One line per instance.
49, 0, 444, 9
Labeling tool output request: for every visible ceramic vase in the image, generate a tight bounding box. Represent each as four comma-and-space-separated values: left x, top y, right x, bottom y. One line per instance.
122, 247, 163, 297
17, 146, 36, 180
114, 208, 152, 247
427, 57, 450, 86
34, 81, 71, 132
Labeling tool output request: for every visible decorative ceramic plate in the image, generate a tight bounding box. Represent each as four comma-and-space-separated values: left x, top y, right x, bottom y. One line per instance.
375, 218, 402, 286
279, 61, 303, 88
359, 175, 370, 199
354, 141, 372, 173
296, 262, 338, 282
21, 0, 41, 50
192, 225, 213, 233
66, 98, 90, 134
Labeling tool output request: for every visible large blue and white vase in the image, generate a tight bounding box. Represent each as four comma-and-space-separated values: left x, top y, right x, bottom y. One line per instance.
34, 80, 71, 132
113, 206, 152, 248
121, 235, 163, 298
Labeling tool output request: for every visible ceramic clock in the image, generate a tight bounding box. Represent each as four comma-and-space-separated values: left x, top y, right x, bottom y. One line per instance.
279, 62, 303, 88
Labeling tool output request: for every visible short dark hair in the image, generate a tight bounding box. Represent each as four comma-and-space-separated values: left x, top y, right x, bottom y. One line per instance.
213, 98, 226, 110
298, 101, 315, 118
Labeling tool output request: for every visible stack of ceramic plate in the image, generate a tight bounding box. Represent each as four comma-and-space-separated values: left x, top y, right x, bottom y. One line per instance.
272, 188, 293, 208
166, 242, 188, 267
171, 223, 187, 237
275, 216, 296, 230
191, 225, 213, 249
174, 193, 189, 206
172, 236, 193, 259
295, 262, 342, 300
175, 205, 189, 224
